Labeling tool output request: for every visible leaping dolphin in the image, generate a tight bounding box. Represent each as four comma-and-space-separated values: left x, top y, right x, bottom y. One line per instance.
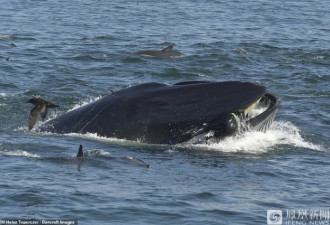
134, 45, 183, 58
27, 98, 59, 130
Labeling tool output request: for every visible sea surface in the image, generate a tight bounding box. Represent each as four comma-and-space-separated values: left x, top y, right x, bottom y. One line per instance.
0, 1, 329, 224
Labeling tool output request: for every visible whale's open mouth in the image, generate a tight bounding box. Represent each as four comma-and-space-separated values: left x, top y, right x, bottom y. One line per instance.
245, 93, 280, 132
189, 92, 281, 143
229, 93, 280, 133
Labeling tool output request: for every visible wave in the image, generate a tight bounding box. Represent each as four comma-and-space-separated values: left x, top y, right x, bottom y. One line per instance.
1, 149, 40, 158
0, 34, 36, 41
82, 149, 111, 157
69, 54, 108, 62
81, 35, 117, 41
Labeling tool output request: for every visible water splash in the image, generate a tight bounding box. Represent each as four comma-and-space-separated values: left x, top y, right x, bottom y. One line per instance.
38, 121, 323, 153
64, 132, 129, 144
1, 149, 40, 158
189, 121, 322, 153
68, 96, 103, 111
83, 149, 111, 157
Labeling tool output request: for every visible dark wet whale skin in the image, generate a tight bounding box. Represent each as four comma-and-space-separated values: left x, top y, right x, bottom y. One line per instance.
39, 81, 267, 144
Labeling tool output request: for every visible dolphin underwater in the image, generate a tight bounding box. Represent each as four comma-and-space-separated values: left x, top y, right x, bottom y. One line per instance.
134, 45, 183, 58
75, 145, 150, 167
38, 81, 280, 144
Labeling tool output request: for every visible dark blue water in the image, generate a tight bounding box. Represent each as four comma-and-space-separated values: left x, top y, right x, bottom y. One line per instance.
1, 1, 329, 224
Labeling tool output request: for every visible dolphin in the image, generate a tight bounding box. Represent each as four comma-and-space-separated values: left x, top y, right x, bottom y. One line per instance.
26, 98, 59, 130
77, 145, 84, 158
38, 81, 280, 144
134, 45, 183, 58
76, 145, 150, 167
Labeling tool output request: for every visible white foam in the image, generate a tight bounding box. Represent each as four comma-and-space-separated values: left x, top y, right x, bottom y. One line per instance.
183, 121, 322, 153
69, 96, 102, 111
39, 121, 323, 153
316, 55, 325, 60
0, 35, 11, 39
1, 150, 40, 158
16, 126, 28, 132
233, 48, 254, 55
83, 149, 111, 157
65, 132, 127, 142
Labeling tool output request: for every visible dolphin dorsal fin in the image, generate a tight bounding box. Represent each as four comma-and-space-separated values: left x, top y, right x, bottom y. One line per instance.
161, 45, 174, 52
77, 145, 84, 158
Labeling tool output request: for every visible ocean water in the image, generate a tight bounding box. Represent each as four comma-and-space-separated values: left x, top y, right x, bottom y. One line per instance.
0, 1, 329, 224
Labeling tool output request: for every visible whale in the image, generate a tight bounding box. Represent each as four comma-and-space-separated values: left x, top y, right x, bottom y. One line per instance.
134, 45, 183, 58
38, 81, 280, 144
